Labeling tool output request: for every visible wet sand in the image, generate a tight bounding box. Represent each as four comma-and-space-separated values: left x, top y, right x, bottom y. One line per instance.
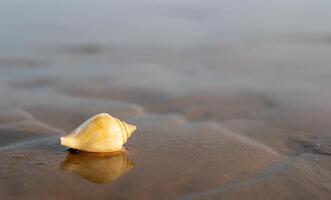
1, 0, 331, 199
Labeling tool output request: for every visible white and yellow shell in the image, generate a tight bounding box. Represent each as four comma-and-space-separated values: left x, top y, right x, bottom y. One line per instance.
60, 113, 136, 152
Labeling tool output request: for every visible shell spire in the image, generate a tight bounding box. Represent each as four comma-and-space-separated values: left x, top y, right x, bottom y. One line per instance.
123, 122, 136, 138
60, 113, 136, 153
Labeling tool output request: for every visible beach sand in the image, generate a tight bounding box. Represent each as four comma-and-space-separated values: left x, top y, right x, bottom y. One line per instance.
1, 0, 331, 199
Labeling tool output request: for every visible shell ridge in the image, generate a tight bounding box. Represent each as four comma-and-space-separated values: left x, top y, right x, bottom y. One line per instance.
114, 118, 128, 144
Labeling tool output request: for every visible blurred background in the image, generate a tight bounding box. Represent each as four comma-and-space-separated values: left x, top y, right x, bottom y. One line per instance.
1, 0, 331, 99
2, 0, 331, 138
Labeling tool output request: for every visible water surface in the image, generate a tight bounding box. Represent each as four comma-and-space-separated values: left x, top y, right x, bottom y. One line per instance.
0, 0, 331, 199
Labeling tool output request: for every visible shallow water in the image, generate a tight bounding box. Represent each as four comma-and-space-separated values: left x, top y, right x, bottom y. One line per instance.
1, 0, 331, 199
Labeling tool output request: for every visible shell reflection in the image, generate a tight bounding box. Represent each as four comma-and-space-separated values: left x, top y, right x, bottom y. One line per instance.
61, 151, 134, 184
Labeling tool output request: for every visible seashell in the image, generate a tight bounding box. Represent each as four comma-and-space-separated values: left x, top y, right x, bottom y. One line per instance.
61, 151, 134, 184
60, 113, 136, 152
